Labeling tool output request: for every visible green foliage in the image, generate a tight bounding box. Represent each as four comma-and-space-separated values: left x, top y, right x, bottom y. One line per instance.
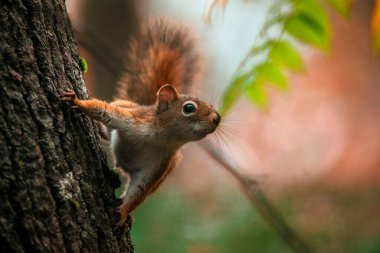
79, 56, 88, 73
245, 82, 267, 108
219, 73, 247, 115
220, 38, 299, 112
219, 0, 352, 115
286, 0, 331, 50
255, 62, 287, 90
269, 40, 304, 71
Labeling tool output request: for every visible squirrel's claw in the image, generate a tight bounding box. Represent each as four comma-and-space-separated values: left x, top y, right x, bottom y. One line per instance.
60, 89, 77, 100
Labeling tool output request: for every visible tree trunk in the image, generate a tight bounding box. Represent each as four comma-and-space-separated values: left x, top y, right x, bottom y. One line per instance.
0, 1, 133, 252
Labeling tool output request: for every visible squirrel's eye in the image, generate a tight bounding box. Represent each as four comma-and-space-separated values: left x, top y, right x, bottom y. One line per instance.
182, 101, 198, 116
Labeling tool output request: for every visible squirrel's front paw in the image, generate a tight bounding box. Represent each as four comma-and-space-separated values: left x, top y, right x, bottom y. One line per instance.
60, 89, 77, 101
60, 89, 79, 108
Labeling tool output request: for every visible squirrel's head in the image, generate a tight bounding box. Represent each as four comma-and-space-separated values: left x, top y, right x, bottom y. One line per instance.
155, 84, 221, 142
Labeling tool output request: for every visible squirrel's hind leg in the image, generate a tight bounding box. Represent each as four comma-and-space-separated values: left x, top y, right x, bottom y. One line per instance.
117, 171, 155, 225
115, 167, 133, 226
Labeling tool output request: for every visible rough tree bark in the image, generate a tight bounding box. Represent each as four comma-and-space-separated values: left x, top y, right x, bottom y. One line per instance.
0, 1, 133, 252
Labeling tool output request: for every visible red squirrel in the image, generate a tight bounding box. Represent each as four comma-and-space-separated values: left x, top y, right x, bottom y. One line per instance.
61, 18, 221, 225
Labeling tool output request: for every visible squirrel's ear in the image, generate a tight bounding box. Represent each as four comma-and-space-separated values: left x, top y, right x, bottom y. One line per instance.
157, 84, 179, 111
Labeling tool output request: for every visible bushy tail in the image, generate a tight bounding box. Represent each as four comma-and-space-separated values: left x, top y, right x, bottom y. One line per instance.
117, 18, 202, 105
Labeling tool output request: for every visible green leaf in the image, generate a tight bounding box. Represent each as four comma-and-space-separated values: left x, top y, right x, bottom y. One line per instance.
285, 0, 331, 50
328, 0, 351, 18
285, 12, 329, 50
219, 72, 250, 116
79, 57, 88, 73
295, 0, 330, 32
255, 62, 287, 90
269, 40, 304, 71
245, 83, 267, 108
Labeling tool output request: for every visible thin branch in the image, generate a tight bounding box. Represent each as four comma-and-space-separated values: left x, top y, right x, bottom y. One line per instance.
199, 140, 313, 253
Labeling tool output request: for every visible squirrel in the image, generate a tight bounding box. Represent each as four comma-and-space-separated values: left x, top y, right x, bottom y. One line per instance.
61, 18, 221, 225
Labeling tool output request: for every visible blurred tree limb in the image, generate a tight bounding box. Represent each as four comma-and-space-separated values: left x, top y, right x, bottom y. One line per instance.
199, 141, 313, 253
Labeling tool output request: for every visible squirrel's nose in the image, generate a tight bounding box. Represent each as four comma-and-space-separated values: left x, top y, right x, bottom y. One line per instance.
212, 112, 221, 126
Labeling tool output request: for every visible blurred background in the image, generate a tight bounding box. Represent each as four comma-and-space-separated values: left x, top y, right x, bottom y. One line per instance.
66, 0, 380, 252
